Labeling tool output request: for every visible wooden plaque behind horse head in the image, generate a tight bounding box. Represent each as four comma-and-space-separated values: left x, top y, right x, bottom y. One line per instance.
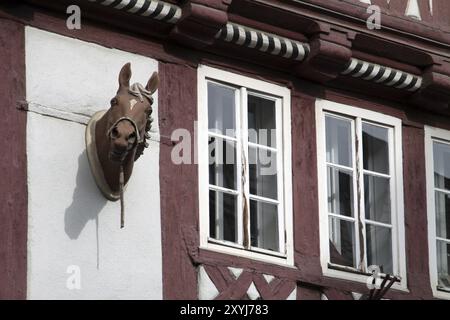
85, 63, 159, 226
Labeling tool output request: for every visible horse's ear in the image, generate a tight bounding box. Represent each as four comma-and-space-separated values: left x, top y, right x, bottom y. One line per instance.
146, 72, 159, 94
119, 62, 132, 89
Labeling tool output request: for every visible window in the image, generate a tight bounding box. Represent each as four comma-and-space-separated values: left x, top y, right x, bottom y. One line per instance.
198, 65, 293, 265
425, 126, 450, 299
316, 99, 407, 289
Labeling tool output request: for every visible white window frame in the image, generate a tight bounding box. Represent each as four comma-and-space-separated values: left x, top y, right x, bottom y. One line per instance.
197, 65, 294, 266
316, 99, 407, 290
425, 126, 450, 300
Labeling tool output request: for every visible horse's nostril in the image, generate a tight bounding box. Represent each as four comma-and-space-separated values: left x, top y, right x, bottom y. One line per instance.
128, 132, 137, 144
110, 127, 119, 139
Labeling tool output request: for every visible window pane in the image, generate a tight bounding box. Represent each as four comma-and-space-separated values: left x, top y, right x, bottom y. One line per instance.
437, 240, 450, 289
329, 217, 356, 268
364, 175, 391, 224
209, 136, 237, 190
249, 146, 278, 200
208, 82, 236, 136
327, 166, 354, 217
325, 115, 353, 167
248, 95, 276, 147
366, 224, 393, 274
435, 191, 450, 240
363, 123, 390, 174
209, 190, 237, 243
250, 200, 279, 252
434, 142, 450, 191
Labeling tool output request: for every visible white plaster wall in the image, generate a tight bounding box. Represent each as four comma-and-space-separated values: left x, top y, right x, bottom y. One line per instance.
25, 27, 162, 299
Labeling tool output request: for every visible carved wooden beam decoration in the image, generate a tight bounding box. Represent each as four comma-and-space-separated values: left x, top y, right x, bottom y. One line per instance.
341, 58, 423, 92
87, 0, 182, 23
295, 37, 352, 84
169, 2, 228, 49
410, 70, 450, 111
214, 22, 310, 61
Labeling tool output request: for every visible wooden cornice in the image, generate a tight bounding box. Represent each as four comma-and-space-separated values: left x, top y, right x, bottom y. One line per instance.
8, 0, 450, 112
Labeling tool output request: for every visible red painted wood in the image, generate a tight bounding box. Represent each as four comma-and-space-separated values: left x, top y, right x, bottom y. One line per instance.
252, 273, 273, 299
159, 62, 199, 299
297, 285, 321, 300
0, 19, 27, 299
291, 92, 321, 276
204, 265, 229, 292
401, 125, 434, 298
276, 0, 450, 43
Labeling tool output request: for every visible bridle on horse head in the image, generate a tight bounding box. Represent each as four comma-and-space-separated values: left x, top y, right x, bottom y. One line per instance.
107, 83, 154, 148
107, 116, 144, 148
106, 83, 154, 228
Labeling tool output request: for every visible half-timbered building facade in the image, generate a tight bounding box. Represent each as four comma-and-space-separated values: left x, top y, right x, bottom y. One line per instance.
1, 0, 450, 300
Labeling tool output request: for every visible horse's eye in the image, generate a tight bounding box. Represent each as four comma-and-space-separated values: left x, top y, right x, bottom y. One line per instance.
110, 98, 117, 106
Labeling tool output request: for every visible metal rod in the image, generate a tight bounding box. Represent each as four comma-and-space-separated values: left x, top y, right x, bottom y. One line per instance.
120, 165, 125, 229
375, 276, 398, 300
373, 275, 390, 300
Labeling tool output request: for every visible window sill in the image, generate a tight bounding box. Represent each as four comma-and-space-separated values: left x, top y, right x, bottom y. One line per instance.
323, 265, 409, 293
432, 288, 450, 300
200, 241, 295, 268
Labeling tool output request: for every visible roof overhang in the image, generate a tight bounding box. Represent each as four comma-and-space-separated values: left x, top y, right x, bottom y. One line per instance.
6, 0, 450, 113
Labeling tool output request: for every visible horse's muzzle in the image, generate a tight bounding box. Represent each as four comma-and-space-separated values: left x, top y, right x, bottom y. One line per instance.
109, 149, 128, 162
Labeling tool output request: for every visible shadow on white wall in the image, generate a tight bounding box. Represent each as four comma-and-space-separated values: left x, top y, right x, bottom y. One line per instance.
65, 151, 107, 240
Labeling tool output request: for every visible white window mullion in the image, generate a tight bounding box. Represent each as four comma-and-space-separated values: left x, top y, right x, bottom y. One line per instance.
437, 237, 450, 244
235, 88, 244, 246
240, 87, 251, 249
208, 131, 238, 142
214, 137, 223, 239
248, 194, 279, 205
328, 212, 356, 222
209, 184, 239, 195
350, 117, 360, 269
275, 97, 286, 254
198, 73, 210, 247
355, 117, 367, 272
426, 132, 440, 296
389, 126, 399, 276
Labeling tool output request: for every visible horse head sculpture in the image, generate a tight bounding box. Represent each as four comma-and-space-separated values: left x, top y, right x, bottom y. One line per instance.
85, 63, 159, 227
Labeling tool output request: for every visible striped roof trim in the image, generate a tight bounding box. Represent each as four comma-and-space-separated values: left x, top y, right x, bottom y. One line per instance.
87, 0, 182, 23
215, 23, 310, 62
342, 58, 423, 92
82, 2, 425, 93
